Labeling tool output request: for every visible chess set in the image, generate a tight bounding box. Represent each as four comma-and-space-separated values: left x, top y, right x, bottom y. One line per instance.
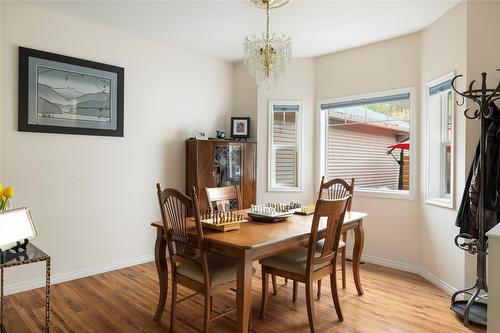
248, 202, 301, 222
199, 210, 247, 232
295, 204, 316, 216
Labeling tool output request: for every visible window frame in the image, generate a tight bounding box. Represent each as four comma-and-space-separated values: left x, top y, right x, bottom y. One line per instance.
317, 87, 416, 200
268, 100, 303, 192
425, 72, 455, 209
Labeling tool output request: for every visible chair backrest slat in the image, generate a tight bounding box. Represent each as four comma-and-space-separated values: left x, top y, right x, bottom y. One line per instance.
318, 177, 355, 210
306, 197, 351, 274
205, 185, 241, 212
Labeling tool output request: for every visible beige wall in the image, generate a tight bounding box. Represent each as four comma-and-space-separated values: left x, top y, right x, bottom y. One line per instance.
233, 62, 258, 140
256, 58, 317, 205
315, 33, 421, 267
1, 2, 233, 291
419, 1, 468, 291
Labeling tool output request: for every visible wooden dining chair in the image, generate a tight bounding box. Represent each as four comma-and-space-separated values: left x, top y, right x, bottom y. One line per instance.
205, 185, 242, 212
316, 177, 354, 296
205, 185, 279, 295
157, 184, 245, 333
259, 196, 351, 332
289, 177, 355, 301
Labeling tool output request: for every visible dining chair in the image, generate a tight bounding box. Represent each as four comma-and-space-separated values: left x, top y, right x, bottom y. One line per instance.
157, 184, 247, 333
205, 185, 242, 212
259, 196, 351, 332
316, 177, 354, 297
205, 185, 279, 295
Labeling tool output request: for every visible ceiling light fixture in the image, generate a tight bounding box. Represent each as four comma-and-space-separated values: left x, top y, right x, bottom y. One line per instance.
243, 0, 292, 88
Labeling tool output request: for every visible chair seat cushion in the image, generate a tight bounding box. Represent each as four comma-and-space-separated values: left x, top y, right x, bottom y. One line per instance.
315, 239, 345, 253
177, 253, 238, 286
260, 247, 334, 276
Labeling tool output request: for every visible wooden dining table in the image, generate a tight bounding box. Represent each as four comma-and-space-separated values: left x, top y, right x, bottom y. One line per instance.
151, 210, 367, 333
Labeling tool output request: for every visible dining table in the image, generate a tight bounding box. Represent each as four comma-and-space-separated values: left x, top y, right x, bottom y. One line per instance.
151, 210, 367, 333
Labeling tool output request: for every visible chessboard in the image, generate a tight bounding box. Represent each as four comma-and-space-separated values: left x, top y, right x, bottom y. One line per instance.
199, 210, 247, 232
248, 202, 301, 222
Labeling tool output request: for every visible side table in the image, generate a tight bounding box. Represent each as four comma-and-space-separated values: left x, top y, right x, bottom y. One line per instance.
0, 243, 50, 333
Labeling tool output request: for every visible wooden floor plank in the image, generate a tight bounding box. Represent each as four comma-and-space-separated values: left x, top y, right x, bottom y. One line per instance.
2, 262, 485, 333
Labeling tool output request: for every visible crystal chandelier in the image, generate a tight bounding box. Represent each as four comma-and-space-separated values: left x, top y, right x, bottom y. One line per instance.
244, 0, 292, 87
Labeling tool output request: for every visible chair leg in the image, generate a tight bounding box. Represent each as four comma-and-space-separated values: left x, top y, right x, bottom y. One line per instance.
305, 282, 317, 333
284, 278, 288, 286
292, 280, 298, 302
204, 293, 211, 333
169, 280, 177, 333
330, 269, 343, 322
317, 279, 322, 300
341, 231, 347, 289
272, 274, 278, 295
260, 266, 269, 318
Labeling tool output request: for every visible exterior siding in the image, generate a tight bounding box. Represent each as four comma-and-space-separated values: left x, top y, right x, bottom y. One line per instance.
327, 126, 403, 190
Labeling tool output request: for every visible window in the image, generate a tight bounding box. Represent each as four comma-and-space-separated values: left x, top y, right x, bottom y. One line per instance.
268, 100, 302, 191
426, 74, 454, 207
318, 89, 414, 198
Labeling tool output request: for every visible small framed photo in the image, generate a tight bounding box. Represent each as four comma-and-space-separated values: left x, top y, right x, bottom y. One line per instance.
194, 131, 208, 140
231, 117, 250, 139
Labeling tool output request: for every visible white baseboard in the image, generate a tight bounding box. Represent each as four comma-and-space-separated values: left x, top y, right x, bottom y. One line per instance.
5, 252, 457, 298
346, 252, 458, 295
4, 254, 154, 296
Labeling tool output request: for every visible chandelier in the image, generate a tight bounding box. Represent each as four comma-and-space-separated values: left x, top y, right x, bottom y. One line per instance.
243, 0, 292, 87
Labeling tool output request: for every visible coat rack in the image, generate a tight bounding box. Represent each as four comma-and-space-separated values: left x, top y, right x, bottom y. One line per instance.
451, 70, 500, 326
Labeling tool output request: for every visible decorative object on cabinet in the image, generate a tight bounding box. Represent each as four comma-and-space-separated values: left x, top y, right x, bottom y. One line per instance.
230, 117, 250, 140
186, 138, 256, 212
194, 131, 208, 140
216, 130, 225, 139
18, 47, 124, 137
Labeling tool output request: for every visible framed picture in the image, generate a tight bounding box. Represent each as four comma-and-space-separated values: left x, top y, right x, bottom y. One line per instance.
194, 131, 208, 140
230, 117, 250, 139
18, 47, 124, 137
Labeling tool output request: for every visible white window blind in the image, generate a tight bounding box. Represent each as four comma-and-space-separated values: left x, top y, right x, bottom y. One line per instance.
269, 102, 301, 191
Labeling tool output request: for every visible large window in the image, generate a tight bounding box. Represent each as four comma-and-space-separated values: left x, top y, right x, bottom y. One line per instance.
319, 89, 414, 198
426, 74, 454, 208
268, 100, 302, 191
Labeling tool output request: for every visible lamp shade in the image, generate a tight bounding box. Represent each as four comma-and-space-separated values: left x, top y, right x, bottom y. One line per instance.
0, 207, 37, 250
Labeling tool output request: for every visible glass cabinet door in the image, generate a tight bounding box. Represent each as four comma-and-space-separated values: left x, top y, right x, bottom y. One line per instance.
213, 145, 242, 188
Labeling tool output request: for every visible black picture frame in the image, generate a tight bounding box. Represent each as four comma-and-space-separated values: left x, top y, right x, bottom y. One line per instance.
18, 47, 124, 137
230, 117, 250, 139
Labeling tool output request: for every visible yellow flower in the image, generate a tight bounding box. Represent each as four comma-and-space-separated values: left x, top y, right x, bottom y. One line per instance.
0, 182, 3, 193
3, 186, 14, 199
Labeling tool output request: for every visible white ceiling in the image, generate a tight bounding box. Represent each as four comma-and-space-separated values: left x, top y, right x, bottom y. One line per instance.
29, 0, 459, 62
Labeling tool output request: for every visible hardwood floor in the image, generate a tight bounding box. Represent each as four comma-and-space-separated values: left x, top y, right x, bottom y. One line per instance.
3, 262, 485, 333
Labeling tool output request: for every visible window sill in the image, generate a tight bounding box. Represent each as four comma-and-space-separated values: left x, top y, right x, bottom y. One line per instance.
426, 198, 453, 209
267, 187, 302, 193
354, 189, 414, 201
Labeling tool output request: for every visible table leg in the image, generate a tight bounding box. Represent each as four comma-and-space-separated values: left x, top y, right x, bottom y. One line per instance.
236, 249, 253, 333
352, 220, 365, 296
45, 259, 51, 333
154, 228, 168, 321
1, 267, 4, 331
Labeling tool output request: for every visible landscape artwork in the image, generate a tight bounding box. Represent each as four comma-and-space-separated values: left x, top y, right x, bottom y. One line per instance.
19, 47, 124, 137
36, 67, 112, 123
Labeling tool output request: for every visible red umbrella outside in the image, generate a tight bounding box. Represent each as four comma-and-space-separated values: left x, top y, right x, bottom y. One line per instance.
387, 140, 410, 150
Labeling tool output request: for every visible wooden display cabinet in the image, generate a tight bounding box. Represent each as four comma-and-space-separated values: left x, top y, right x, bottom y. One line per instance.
186, 139, 256, 212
